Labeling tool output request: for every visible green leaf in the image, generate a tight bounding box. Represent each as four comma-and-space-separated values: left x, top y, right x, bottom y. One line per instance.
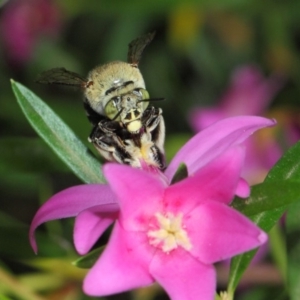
228, 140, 300, 294
171, 163, 188, 184
72, 246, 105, 269
231, 181, 300, 216
11, 80, 104, 184
286, 201, 300, 300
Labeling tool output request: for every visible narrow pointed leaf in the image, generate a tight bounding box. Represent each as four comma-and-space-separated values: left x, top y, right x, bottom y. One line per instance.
231, 181, 300, 216
72, 246, 105, 269
170, 163, 188, 184
11, 80, 104, 184
228, 140, 300, 293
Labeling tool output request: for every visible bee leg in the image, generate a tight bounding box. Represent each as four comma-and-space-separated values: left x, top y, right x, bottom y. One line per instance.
97, 119, 133, 142
89, 125, 132, 165
142, 107, 163, 132
135, 130, 165, 170
150, 144, 165, 170
149, 115, 165, 153
142, 107, 165, 154
97, 119, 120, 134
142, 107, 166, 170
90, 136, 126, 165
142, 106, 157, 128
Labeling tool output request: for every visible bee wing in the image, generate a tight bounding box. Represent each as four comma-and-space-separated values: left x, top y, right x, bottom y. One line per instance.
36, 67, 87, 88
127, 32, 155, 66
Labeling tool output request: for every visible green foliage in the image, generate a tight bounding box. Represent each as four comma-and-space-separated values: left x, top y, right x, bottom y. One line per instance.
0, 137, 69, 173
286, 201, 300, 300
72, 246, 105, 269
171, 163, 188, 184
11, 80, 104, 184
228, 140, 300, 296
3, 1, 300, 299
0, 212, 68, 259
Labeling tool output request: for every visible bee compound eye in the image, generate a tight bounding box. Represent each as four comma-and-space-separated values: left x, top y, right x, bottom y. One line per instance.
104, 99, 119, 120
140, 88, 149, 100
139, 88, 150, 110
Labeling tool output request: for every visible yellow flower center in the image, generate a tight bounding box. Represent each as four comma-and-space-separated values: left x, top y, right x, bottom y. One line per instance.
147, 212, 192, 253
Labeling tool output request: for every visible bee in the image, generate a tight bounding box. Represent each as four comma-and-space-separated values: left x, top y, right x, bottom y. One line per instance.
36, 32, 165, 169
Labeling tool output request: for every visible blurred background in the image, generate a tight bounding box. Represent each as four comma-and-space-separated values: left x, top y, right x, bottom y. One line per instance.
0, 0, 299, 299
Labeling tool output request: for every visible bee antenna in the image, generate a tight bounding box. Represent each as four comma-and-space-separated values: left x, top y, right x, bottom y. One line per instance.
137, 97, 165, 103
112, 108, 124, 121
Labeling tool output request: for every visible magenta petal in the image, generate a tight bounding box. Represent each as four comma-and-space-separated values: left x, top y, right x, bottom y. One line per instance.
189, 66, 283, 133
150, 248, 216, 300
29, 184, 116, 253
83, 222, 154, 296
187, 202, 268, 264
165, 147, 245, 213
165, 116, 276, 181
103, 164, 165, 231
190, 107, 224, 132
74, 204, 119, 255
223, 65, 284, 116
236, 178, 250, 198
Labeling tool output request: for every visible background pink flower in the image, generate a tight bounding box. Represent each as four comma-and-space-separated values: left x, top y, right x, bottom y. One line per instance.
189, 65, 284, 184
0, 0, 62, 65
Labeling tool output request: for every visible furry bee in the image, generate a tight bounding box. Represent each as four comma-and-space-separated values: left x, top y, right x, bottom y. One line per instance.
36, 32, 165, 169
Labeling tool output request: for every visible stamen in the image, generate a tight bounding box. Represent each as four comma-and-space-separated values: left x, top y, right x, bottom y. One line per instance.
147, 212, 192, 253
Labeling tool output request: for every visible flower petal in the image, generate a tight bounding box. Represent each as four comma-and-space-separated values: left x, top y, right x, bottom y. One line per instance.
190, 107, 224, 132
103, 163, 165, 231
83, 221, 154, 296
190, 66, 284, 132
186, 201, 267, 264
165, 116, 276, 181
150, 248, 216, 300
164, 146, 245, 214
223, 65, 284, 116
74, 204, 119, 255
29, 184, 116, 253
236, 178, 250, 198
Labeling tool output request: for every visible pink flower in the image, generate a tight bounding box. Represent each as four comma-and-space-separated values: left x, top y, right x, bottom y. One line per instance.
190, 65, 284, 184
190, 65, 283, 130
0, 0, 62, 65
29, 116, 275, 300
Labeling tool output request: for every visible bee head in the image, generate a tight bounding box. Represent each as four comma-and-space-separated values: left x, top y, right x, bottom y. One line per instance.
84, 61, 146, 118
